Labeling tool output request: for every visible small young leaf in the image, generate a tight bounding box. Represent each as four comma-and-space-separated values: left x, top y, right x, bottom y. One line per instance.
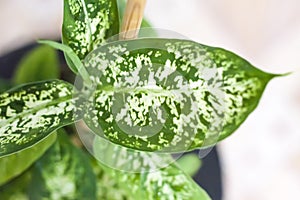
0, 80, 78, 156
13, 45, 60, 85
62, 0, 119, 63
29, 130, 97, 200
83, 38, 279, 152
0, 133, 56, 186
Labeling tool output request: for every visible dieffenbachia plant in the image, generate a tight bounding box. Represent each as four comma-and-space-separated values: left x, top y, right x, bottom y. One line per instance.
0, 0, 285, 199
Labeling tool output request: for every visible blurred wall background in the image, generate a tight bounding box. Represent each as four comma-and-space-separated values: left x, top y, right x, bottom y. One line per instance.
1, 0, 300, 199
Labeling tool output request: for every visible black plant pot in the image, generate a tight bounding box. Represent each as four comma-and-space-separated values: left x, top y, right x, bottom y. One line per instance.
0, 43, 223, 200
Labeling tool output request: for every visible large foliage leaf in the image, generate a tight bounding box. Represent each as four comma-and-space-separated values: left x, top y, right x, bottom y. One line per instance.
93, 136, 211, 200
0, 45, 61, 185
0, 80, 77, 156
0, 131, 97, 200
29, 130, 96, 200
117, 163, 211, 200
103, 163, 211, 200
0, 134, 56, 186
83, 38, 277, 152
13, 45, 60, 85
62, 0, 119, 72
90, 158, 129, 200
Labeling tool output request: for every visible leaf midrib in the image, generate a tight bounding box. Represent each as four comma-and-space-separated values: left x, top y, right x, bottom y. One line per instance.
99, 85, 199, 94
0, 95, 75, 128
80, 0, 93, 52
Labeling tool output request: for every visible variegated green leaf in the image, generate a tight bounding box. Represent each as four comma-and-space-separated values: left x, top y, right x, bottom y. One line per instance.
102, 163, 211, 200
90, 158, 128, 200
0, 80, 77, 156
29, 130, 97, 200
93, 135, 174, 173
118, 163, 211, 200
0, 134, 56, 186
83, 38, 278, 152
0, 45, 60, 185
93, 136, 211, 200
62, 0, 119, 72
0, 131, 96, 200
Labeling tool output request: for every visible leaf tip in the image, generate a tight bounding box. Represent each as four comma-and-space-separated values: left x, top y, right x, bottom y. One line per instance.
271, 71, 292, 78
37, 39, 48, 44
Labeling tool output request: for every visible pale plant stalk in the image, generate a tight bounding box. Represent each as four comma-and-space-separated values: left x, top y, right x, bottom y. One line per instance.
120, 0, 147, 40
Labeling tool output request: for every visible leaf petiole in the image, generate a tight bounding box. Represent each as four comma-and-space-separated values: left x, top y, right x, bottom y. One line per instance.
38, 40, 93, 87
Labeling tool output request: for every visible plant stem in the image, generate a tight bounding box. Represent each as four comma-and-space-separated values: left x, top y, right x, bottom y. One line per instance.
120, 0, 147, 40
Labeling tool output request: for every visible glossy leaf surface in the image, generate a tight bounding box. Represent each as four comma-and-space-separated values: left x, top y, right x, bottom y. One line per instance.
0, 80, 76, 156
93, 136, 211, 200
90, 158, 128, 200
105, 163, 211, 200
0, 45, 61, 185
62, 0, 119, 72
0, 134, 56, 186
0, 131, 96, 200
29, 131, 96, 200
84, 38, 276, 152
